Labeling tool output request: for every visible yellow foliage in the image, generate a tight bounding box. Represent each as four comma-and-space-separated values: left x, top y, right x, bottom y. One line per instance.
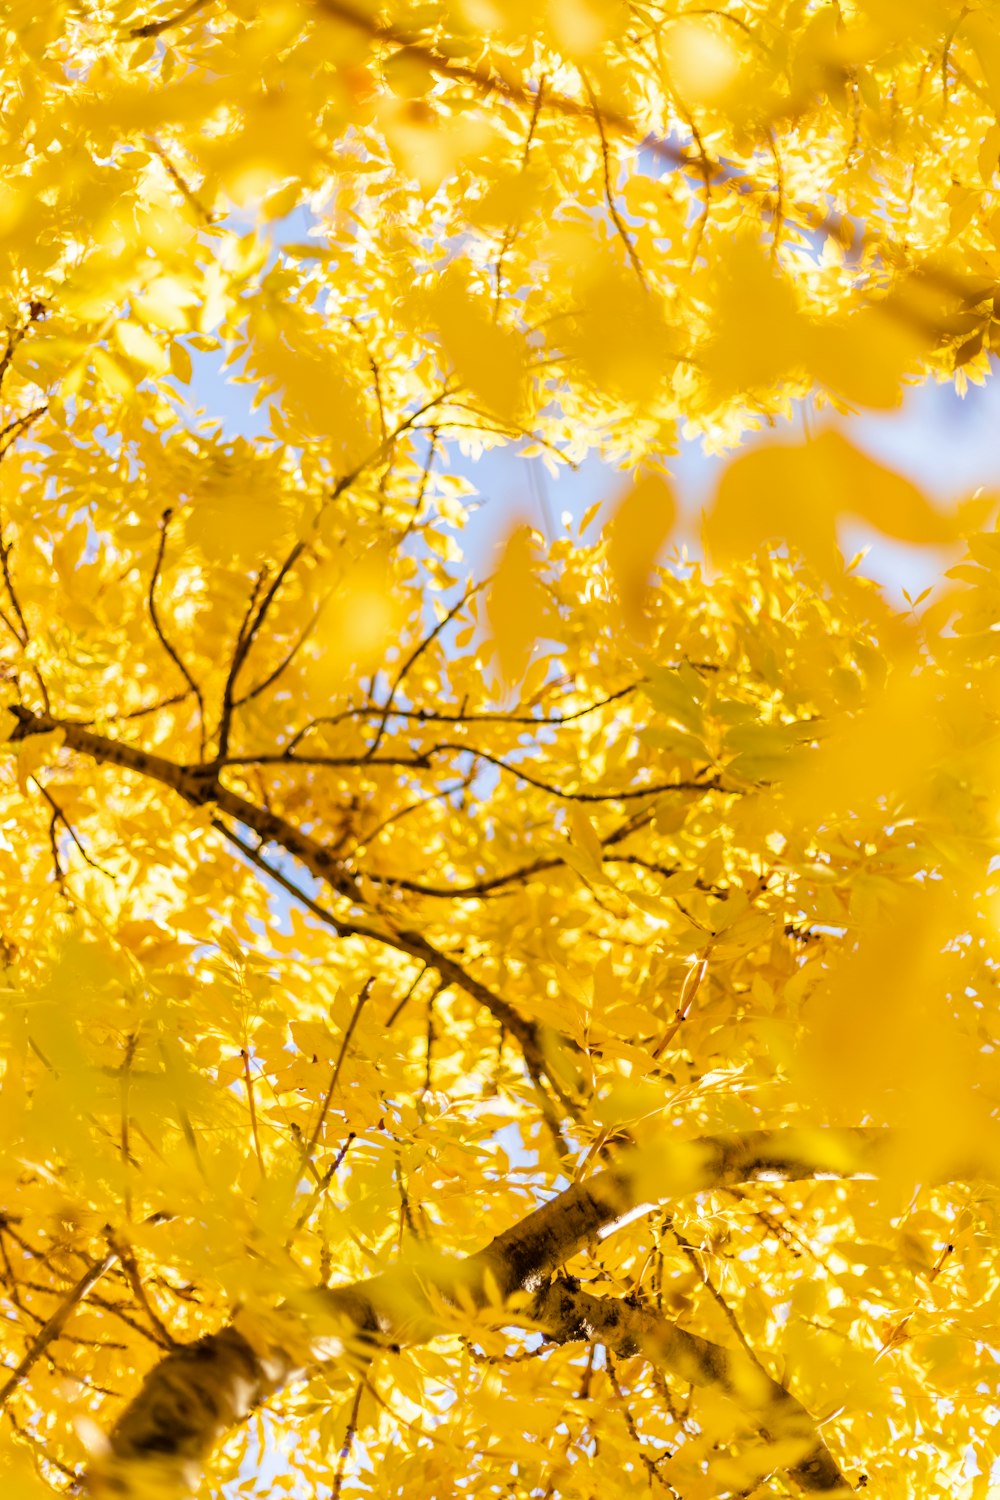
705, 428, 955, 571
486, 525, 554, 685
0, 4, 997, 1498
603, 473, 676, 636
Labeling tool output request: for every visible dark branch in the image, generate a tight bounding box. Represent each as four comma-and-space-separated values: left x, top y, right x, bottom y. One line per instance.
534, 1281, 850, 1492
130, 0, 215, 37
90, 1127, 899, 1495
425, 741, 727, 802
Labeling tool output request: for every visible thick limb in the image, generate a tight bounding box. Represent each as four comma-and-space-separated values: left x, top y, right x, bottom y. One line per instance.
87, 1128, 891, 1495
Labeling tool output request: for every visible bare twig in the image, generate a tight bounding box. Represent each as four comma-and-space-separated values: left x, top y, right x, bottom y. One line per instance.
216, 566, 273, 761
143, 138, 213, 223
232, 609, 319, 708
32, 778, 115, 878
424, 741, 726, 802
291, 1133, 356, 1237
0, 519, 28, 645
289, 682, 640, 739
494, 76, 547, 314
364, 580, 483, 759
107, 1237, 176, 1349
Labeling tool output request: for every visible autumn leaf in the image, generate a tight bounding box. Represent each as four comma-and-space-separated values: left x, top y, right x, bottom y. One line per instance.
0, 6, 996, 1499
603, 472, 676, 635
705, 428, 955, 570
486, 524, 554, 685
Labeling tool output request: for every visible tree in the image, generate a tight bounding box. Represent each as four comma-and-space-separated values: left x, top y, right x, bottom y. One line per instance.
0, 2, 999, 1497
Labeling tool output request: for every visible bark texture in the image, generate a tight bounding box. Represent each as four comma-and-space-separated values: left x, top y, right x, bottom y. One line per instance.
91, 1328, 293, 1496
86, 1127, 890, 1495
534, 1281, 850, 1492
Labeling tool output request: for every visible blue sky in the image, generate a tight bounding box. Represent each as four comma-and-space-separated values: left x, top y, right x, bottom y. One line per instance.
186, 198, 1000, 603
187, 332, 999, 604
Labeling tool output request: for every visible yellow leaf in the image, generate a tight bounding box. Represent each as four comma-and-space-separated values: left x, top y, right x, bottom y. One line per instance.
567, 804, 604, 871
547, 0, 625, 58
185, 491, 291, 564
663, 16, 745, 102
14, 729, 64, 794
702, 237, 804, 401
486, 525, 552, 685
134, 274, 199, 331
114, 320, 169, 375
309, 550, 407, 692
705, 428, 954, 570
568, 259, 679, 405
963, 12, 1000, 113
426, 270, 525, 419
169, 338, 193, 384
604, 473, 676, 635
379, 97, 500, 195
809, 308, 923, 409
251, 329, 373, 460
629, 1134, 715, 1204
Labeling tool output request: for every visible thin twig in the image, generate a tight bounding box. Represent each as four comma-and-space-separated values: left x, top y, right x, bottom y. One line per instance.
0, 1250, 119, 1409
216, 542, 312, 758
32, 779, 115, 877
669, 1223, 763, 1366
0, 405, 47, 461
131, 0, 215, 37
216, 566, 274, 761
232, 609, 320, 708
218, 751, 432, 769
292, 1133, 356, 1236
349, 317, 387, 448
582, 71, 648, 292
299, 980, 373, 1178
0, 517, 28, 646
106, 1236, 176, 1349
242, 1048, 266, 1179
120, 1032, 138, 1221
399, 428, 439, 545
143, 137, 213, 223
425, 741, 726, 803
148, 510, 207, 757
364, 581, 483, 759
385, 966, 430, 1028
289, 682, 640, 739
330, 1381, 365, 1500
494, 77, 547, 315
120, 690, 191, 720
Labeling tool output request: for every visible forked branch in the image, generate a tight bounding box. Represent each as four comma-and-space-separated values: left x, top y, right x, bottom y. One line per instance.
87, 1127, 904, 1496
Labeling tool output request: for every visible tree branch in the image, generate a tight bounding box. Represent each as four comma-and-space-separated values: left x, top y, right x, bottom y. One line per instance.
87, 1127, 901, 1495
130, 0, 215, 37
422, 740, 727, 802
312, 0, 977, 311
0, 1249, 120, 1412
4, 707, 575, 1115
533, 1280, 850, 1492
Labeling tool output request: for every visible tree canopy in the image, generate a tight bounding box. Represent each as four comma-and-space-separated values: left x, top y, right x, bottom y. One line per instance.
1, 3, 1000, 1499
